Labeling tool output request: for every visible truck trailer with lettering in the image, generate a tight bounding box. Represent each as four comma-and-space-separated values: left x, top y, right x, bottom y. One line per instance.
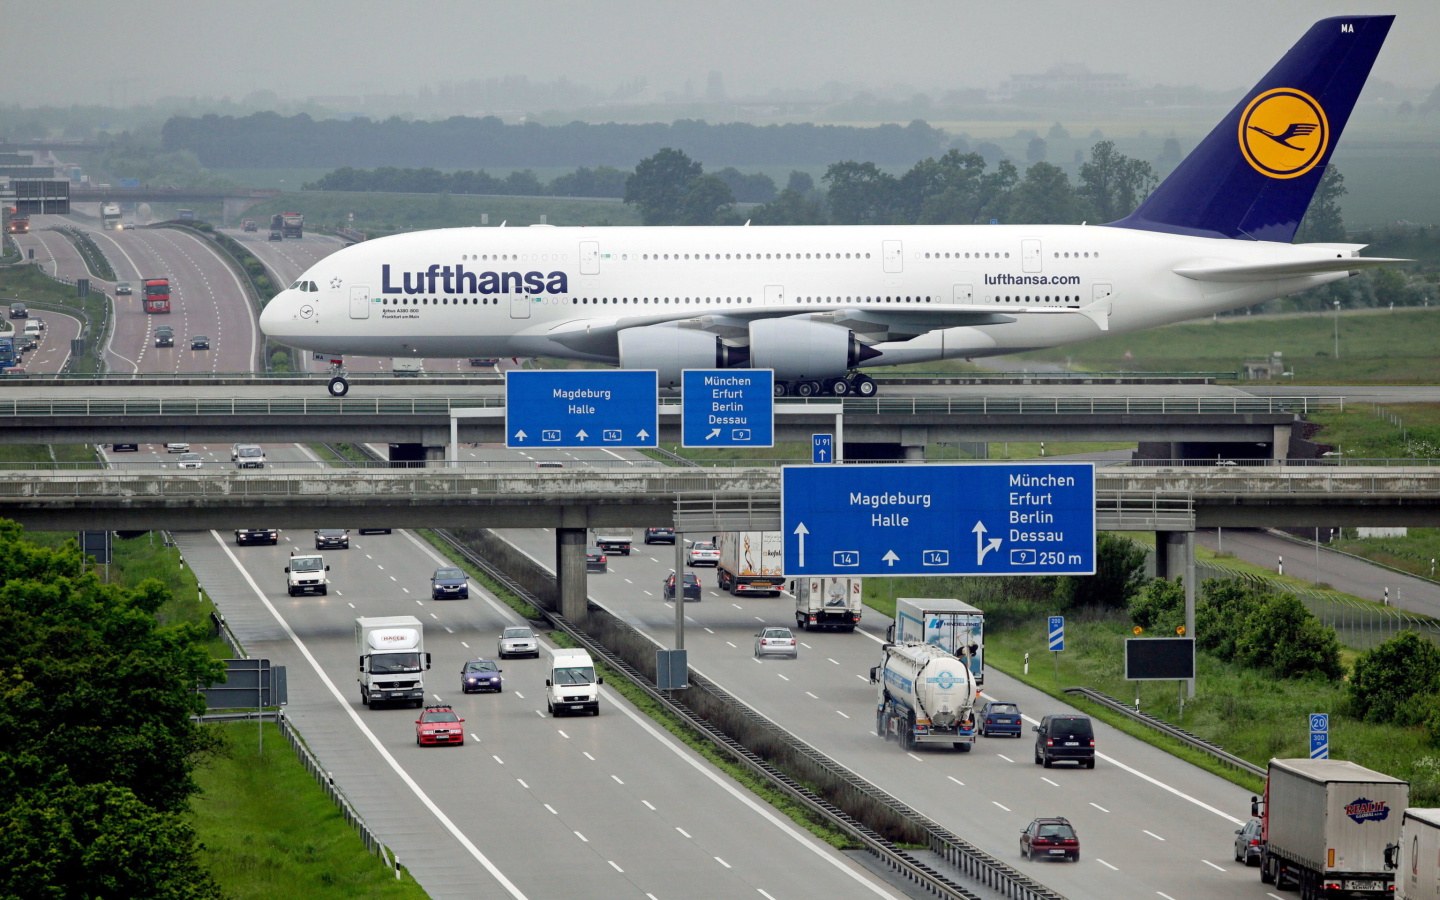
716, 531, 784, 596
1253, 757, 1407, 897
356, 615, 430, 709
1399, 808, 1440, 900
888, 598, 985, 685
793, 577, 863, 631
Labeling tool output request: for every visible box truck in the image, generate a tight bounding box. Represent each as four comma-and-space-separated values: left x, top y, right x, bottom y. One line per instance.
356, 616, 430, 708
793, 577, 863, 631
1399, 808, 1440, 899
889, 598, 985, 685
716, 531, 784, 596
545, 647, 602, 716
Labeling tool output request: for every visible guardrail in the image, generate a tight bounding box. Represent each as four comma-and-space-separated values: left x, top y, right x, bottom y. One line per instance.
430, 528, 1065, 900
1061, 687, 1267, 779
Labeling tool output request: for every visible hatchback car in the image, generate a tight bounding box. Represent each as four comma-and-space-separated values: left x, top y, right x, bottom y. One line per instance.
176, 452, 204, 470
431, 566, 469, 600
686, 540, 720, 567
1033, 714, 1096, 768
663, 571, 701, 601
754, 626, 798, 658
644, 527, 675, 545
586, 547, 607, 572
415, 705, 465, 746
115, 282, 132, 295
979, 701, 1024, 737
1020, 817, 1079, 862
1234, 817, 1263, 866
190, 335, 210, 350
460, 659, 503, 693
314, 529, 350, 550
497, 625, 540, 659
165, 442, 190, 453
155, 327, 174, 348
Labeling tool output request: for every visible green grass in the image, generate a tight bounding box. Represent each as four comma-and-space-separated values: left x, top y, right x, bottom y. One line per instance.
189, 723, 429, 900
0, 263, 109, 374
1013, 307, 1440, 384
1306, 402, 1440, 461
982, 441, 1134, 459
0, 444, 98, 466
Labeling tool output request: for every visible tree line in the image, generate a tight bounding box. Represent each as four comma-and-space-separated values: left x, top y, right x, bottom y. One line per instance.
304, 163, 781, 203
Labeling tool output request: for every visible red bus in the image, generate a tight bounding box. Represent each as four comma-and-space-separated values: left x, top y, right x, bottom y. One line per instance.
143, 278, 171, 314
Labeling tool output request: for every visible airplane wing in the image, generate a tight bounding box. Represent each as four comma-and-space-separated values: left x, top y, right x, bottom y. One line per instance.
1173, 256, 1408, 283
542, 305, 1031, 356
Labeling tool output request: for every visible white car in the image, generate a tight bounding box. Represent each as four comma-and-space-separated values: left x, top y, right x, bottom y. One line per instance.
165, 442, 190, 453
754, 627, 798, 659
686, 540, 720, 567
497, 626, 540, 659
176, 452, 203, 469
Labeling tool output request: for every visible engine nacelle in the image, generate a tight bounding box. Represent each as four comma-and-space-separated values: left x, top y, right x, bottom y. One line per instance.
617, 325, 745, 388
748, 317, 878, 382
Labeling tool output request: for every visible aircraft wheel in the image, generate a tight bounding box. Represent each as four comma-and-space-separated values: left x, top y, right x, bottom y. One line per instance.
327, 376, 350, 397
829, 378, 851, 396
773, 381, 788, 398
796, 381, 821, 397
853, 375, 877, 397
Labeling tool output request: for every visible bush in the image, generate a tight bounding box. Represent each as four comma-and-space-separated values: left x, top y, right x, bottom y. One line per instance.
1129, 577, 1184, 632
1056, 533, 1148, 611
1235, 594, 1343, 681
1348, 631, 1440, 724
1196, 578, 1268, 661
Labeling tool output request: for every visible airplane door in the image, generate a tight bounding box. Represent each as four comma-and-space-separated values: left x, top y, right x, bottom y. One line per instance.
950, 284, 972, 304
579, 241, 599, 275
510, 294, 531, 319
882, 240, 903, 274
764, 284, 785, 304
1021, 239, 1042, 273
349, 285, 370, 319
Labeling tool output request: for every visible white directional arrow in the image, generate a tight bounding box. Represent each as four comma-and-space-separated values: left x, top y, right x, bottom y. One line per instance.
882, 550, 899, 567
575, 429, 589, 441
973, 521, 1002, 564
706, 428, 722, 440
793, 522, 809, 567
514, 430, 528, 441
637, 429, 650, 441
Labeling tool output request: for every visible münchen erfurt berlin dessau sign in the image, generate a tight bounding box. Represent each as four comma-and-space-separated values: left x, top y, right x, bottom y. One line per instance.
782, 463, 1095, 576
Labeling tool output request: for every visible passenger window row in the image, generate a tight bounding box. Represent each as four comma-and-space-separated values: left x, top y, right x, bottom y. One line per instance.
923, 251, 1013, 259
623, 251, 874, 261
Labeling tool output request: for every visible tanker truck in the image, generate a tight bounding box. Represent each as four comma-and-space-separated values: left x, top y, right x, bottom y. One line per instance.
870, 642, 978, 752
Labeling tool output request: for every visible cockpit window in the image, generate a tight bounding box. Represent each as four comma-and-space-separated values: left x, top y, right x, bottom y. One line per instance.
291, 280, 303, 290
307, 281, 318, 292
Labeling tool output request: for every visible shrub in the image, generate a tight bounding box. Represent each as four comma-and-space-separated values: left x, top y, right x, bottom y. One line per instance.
1129, 577, 1184, 632
1348, 631, 1440, 724
1235, 594, 1343, 681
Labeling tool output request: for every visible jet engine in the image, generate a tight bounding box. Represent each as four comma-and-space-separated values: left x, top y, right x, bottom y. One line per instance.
617, 325, 747, 388
748, 318, 879, 382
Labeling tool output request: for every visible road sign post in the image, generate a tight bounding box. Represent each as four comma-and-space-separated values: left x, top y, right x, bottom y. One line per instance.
1310, 713, 1329, 759
681, 369, 773, 448
1048, 615, 1064, 683
505, 370, 657, 448
812, 434, 833, 465
782, 463, 1095, 577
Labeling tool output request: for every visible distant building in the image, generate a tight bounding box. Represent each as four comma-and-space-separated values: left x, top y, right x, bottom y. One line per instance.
996, 63, 1137, 103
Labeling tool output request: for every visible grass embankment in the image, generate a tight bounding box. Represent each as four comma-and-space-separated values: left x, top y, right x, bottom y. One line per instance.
1013, 307, 1440, 383
0, 263, 108, 374
415, 529, 861, 850
0, 443, 98, 467
309, 443, 374, 466
191, 723, 429, 900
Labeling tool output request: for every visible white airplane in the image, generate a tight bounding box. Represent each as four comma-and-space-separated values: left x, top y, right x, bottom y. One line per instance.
262, 16, 1403, 398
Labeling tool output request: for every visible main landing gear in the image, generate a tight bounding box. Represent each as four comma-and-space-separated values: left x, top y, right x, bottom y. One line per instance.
773, 373, 877, 398
326, 359, 350, 397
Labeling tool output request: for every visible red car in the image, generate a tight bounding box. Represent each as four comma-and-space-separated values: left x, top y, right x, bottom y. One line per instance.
1020, 816, 1079, 862
415, 704, 465, 746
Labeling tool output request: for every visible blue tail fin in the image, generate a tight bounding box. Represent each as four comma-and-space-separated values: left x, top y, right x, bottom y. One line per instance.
1108, 15, 1392, 242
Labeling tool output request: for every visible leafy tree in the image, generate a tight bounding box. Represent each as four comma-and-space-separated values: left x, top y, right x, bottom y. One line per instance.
785, 170, 816, 195
1295, 165, 1347, 243
749, 188, 827, 225
1195, 578, 1267, 660
1009, 162, 1075, 224
713, 167, 778, 204
915, 151, 990, 224
1055, 533, 1148, 611
1129, 577, 1184, 632
822, 161, 897, 225
1076, 141, 1157, 222
977, 158, 1018, 223
625, 148, 705, 225
1348, 631, 1440, 724
549, 165, 628, 198
677, 174, 736, 225
1025, 137, 1047, 163
1235, 595, 1343, 680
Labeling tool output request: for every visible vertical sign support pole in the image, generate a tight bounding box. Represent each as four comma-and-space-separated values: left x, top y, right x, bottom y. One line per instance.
835, 410, 844, 463
674, 533, 686, 651
1184, 531, 1196, 699
449, 413, 458, 469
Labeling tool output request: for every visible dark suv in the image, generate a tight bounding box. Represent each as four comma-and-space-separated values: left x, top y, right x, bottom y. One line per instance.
644, 527, 675, 545
1033, 714, 1095, 768
663, 571, 701, 601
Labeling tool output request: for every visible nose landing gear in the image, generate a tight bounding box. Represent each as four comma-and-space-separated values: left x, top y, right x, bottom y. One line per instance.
326, 359, 350, 397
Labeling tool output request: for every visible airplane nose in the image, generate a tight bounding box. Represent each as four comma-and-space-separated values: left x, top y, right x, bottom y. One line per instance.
259, 291, 292, 336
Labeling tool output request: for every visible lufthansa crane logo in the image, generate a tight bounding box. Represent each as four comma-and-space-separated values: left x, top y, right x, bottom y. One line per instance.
1238, 88, 1329, 179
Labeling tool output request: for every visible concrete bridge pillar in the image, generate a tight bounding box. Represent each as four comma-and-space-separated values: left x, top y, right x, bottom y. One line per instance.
1154, 529, 1196, 698
1272, 423, 1292, 460
555, 524, 589, 624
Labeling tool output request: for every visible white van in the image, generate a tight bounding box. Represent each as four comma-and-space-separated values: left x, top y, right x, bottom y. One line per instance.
231, 443, 266, 469
285, 552, 329, 596
23, 319, 42, 338
545, 648, 602, 716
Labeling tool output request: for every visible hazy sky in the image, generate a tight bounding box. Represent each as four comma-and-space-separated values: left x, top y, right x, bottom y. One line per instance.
14, 0, 1439, 108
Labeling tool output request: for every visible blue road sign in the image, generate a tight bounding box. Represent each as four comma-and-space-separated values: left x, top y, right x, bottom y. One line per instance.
812, 434, 834, 465
1310, 713, 1329, 733
506, 370, 658, 448
1048, 616, 1065, 651
782, 462, 1095, 577
1310, 731, 1329, 759
681, 369, 773, 447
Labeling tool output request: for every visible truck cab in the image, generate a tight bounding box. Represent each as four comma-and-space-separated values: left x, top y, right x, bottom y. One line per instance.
545, 648, 602, 716
285, 552, 329, 596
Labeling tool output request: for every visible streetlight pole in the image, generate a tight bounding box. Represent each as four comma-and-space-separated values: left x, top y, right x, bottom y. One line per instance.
1333, 300, 1341, 359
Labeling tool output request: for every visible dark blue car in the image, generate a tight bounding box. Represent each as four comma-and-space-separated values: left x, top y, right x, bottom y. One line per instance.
430, 566, 469, 600
979, 701, 1023, 737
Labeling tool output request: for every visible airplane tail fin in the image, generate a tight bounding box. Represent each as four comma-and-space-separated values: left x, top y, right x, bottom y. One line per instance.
1108, 15, 1392, 243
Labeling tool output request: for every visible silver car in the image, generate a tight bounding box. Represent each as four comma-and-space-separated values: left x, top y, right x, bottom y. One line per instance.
754, 626, 798, 658
497, 626, 540, 659
176, 452, 204, 470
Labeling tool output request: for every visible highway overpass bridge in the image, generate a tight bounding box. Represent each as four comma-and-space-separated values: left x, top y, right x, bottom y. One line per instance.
0, 386, 1330, 460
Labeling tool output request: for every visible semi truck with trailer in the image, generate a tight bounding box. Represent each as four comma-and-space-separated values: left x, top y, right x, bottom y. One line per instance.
1399, 808, 1440, 899
355, 615, 430, 708
716, 531, 784, 596
1253, 757, 1407, 897
142, 278, 171, 314
793, 577, 863, 631
100, 202, 121, 228
870, 641, 978, 752
282, 212, 304, 238
889, 598, 986, 685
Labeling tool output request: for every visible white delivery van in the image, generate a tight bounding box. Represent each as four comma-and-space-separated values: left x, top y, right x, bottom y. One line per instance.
545, 648, 602, 716
23, 319, 42, 338
285, 552, 329, 596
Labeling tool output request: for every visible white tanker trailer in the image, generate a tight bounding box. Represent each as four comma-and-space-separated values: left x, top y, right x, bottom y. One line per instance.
870, 641, 978, 751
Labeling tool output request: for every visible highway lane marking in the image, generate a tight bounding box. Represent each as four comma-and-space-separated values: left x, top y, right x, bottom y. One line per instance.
608, 861, 623, 872
777, 674, 789, 681
992, 801, 1011, 812
390, 576, 397, 581
558, 730, 569, 739
997, 754, 1014, 763
471, 734, 481, 742
611, 775, 624, 784
947, 776, 964, 786
514, 692, 524, 699
1042, 777, 1059, 786
836, 711, 850, 719
732, 603, 743, 609
828, 658, 840, 665
906, 752, 922, 762
754, 616, 765, 622
642, 801, 656, 811
1158, 893, 1178, 900
1144, 830, 1166, 841
704, 628, 715, 634
806, 691, 819, 699
402, 588, 410, 593
855, 674, 867, 681
575, 831, 588, 842
715, 857, 731, 868
758, 890, 779, 900
544, 804, 557, 814
493, 755, 504, 765
676, 826, 691, 838
1202, 860, 1225, 872
534, 710, 544, 717
430, 613, 439, 620
726, 641, 737, 648
643, 590, 653, 596
800, 642, 812, 649
1090, 802, 1109, 813
583, 752, 595, 761
416, 599, 423, 605
347, 602, 355, 608
461, 642, 469, 648
624, 578, 633, 583
444, 627, 454, 634
1096, 858, 1118, 871
204, 530, 532, 900
1267, 894, 1285, 900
